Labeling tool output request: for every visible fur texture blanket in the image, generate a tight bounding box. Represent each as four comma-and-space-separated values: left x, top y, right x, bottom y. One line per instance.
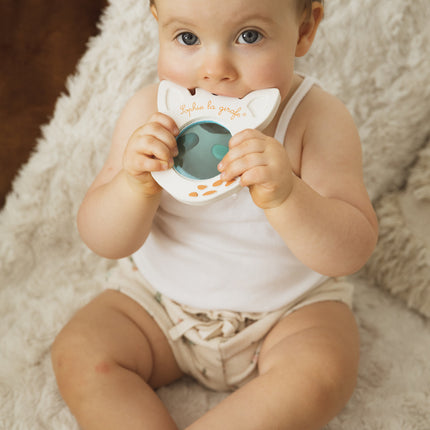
1, 0, 430, 428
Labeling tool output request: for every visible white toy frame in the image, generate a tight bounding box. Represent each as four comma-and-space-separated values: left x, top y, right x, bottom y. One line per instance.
152, 80, 281, 205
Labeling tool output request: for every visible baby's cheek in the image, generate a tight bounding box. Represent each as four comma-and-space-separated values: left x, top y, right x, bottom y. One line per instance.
158, 54, 195, 90
247, 55, 295, 99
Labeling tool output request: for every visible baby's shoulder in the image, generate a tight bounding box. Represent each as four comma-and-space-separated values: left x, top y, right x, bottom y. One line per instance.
123, 82, 159, 118
113, 82, 160, 139
297, 82, 361, 164
300, 83, 356, 132
109, 83, 160, 152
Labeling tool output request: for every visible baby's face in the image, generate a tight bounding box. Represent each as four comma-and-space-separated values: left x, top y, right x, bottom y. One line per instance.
153, 0, 302, 101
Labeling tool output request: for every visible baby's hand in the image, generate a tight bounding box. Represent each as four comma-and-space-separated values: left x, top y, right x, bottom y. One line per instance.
218, 129, 294, 209
123, 113, 179, 195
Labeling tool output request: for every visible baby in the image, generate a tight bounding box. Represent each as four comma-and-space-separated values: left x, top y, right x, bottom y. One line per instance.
51, 0, 378, 429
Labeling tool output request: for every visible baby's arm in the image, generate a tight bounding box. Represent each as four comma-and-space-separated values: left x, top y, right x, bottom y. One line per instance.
220, 89, 378, 277
77, 84, 178, 259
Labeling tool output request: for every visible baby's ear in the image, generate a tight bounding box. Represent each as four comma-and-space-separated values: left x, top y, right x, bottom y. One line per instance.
150, 4, 158, 20
295, 3, 324, 57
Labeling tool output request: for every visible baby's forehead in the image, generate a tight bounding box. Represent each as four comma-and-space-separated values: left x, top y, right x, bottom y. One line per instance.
153, 0, 297, 18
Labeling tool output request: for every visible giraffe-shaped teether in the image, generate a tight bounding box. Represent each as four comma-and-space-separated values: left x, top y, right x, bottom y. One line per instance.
152, 80, 281, 205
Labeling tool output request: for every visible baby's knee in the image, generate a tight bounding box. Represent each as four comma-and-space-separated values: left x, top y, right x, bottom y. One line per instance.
51, 328, 80, 383
260, 336, 359, 415
51, 325, 103, 399
297, 338, 359, 419
316, 350, 358, 409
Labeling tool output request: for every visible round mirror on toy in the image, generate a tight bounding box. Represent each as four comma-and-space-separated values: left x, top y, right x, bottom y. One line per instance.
152, 80, 281, 205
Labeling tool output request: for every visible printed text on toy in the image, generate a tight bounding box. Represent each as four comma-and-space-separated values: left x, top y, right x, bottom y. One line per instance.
179, 101, 247, 121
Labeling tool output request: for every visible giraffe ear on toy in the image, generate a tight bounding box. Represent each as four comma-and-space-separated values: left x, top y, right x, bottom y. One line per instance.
242, 89, 281, 131
158, 81, 190, 116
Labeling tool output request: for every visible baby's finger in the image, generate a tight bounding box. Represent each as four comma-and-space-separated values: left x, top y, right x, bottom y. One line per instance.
149, 112, 180, 136
132, 153, 172, 174
138, 135, 175, 165
124, 137, 173, 177
149, 112, 179, 155
229, 129, 264, 147
135, 122, 178, 157
220, 152, 268, 182
239, 165, 270, 188
218, 138, 265, 173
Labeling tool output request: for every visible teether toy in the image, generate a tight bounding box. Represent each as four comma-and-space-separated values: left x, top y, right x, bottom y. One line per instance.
152, 80, 281, 205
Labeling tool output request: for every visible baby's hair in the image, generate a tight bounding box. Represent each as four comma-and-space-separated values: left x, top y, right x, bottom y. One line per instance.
149, 0, 324, 16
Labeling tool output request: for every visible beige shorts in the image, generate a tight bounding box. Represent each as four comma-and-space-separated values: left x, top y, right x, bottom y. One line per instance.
106, 258, 354, 392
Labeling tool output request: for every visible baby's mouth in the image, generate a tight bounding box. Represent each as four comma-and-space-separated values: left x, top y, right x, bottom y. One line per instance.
188, 87, 221, 97
188, 87, 246, 99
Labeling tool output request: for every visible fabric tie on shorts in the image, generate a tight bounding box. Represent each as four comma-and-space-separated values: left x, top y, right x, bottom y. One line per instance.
166, 302, 261, 341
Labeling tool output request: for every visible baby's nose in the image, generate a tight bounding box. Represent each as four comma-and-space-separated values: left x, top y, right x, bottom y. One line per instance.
201, 48, 238, 83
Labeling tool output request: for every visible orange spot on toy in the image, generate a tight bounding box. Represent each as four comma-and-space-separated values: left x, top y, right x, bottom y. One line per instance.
189, 192, 199, 197
203, 190, 217, 196
212, 180, 223, 187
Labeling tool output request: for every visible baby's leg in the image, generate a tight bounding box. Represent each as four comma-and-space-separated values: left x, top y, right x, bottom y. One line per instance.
186, 301, 359, 430
51, 290, 183, 430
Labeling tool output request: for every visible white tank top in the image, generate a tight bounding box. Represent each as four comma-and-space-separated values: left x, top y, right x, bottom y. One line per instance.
132, 76, 327, 312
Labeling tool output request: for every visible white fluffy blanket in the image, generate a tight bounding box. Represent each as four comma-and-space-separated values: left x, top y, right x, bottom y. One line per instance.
1, 0, 430, 428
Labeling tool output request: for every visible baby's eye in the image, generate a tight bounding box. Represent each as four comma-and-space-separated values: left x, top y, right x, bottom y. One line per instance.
176, 32, 200, 46
237, 30, 263, 44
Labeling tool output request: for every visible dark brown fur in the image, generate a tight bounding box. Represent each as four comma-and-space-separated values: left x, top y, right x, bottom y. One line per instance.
0, 0, 106, 207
